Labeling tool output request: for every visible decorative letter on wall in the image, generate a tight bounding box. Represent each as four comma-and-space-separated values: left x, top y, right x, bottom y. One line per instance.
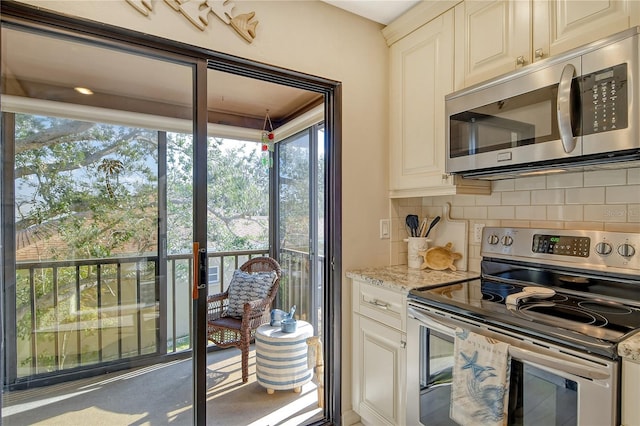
125, 0, 259, 43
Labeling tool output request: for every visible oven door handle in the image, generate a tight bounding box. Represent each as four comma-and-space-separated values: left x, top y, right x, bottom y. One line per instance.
408, 307, 610, 381
408, 306, 458, 334
507, 346, 609, 380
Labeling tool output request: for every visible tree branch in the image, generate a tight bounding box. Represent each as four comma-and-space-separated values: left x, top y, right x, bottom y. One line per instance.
15, 131, 149, 179
15, 121, 95, 154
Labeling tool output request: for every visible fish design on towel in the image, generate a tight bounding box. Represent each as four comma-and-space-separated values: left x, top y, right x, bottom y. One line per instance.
451, 328, 511, 426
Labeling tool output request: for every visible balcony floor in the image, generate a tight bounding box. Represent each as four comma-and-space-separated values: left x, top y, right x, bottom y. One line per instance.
2, 346, 322, 425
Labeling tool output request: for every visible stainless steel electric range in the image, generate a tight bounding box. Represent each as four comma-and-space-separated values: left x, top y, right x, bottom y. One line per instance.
406, 227, 640, 426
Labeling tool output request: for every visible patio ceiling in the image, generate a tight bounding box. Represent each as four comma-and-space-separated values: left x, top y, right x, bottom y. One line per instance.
1, 27, 323, 130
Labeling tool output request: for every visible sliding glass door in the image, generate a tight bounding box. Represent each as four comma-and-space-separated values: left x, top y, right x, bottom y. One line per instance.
2, 4, 341, 424
1, 23, 198, 423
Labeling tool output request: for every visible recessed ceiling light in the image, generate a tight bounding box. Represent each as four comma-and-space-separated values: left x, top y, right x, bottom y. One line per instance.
74, 87, 94, 95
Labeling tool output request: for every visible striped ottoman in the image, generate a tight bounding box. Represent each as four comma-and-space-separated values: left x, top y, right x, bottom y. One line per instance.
255, 321, 314, 394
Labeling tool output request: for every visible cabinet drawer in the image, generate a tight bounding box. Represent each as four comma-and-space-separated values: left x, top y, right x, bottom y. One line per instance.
353, 279, 406, 331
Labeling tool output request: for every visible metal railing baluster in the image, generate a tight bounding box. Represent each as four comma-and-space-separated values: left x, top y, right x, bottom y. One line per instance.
13, 250, 277, 381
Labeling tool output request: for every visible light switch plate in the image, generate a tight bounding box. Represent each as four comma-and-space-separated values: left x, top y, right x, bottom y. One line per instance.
380, 219, 390, 239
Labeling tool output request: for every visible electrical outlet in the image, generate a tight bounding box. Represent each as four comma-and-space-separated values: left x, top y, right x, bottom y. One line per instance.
380, 219, 390, 239
473, 223, 485, 243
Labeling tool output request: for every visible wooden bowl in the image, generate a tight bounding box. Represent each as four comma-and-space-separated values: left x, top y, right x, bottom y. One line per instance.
419, 242, 462, 271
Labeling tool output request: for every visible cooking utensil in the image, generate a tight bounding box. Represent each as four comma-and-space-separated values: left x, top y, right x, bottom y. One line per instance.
418, 217, 429, 237
424, 216, 441, 238
405, 214, 419, 237
411, 215, 420, 237
405, 215, 413, 236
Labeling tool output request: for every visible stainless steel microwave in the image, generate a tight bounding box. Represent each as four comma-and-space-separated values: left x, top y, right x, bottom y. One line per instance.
446, 27, 640, 180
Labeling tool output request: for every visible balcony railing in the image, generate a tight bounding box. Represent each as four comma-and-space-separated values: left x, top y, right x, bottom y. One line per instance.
10, 249, 316, 385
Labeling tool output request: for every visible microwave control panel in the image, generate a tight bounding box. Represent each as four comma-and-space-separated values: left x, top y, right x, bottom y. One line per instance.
581, 63, 628, 135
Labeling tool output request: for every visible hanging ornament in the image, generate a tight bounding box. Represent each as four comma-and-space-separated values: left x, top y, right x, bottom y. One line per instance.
261, 110, 274, 168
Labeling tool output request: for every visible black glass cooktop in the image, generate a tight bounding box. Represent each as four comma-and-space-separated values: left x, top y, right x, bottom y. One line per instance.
408, 260, 640, 352
483, 279, 640, 332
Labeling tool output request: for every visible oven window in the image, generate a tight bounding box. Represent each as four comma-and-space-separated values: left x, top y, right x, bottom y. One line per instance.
419, 327, 579, 426
420, 328, 457, 426
508, 363, 578, 426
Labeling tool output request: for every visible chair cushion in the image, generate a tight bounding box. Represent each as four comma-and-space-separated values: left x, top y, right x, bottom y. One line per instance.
226, 269, 277, 318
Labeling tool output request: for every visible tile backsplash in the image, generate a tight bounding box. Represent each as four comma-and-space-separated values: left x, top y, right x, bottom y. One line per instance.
391, 168, 640, 272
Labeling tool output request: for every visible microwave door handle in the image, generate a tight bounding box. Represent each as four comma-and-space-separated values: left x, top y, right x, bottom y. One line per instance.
557, 63, 578, 153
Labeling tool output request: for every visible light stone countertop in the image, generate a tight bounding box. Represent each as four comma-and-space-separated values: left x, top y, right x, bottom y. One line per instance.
348, 266, 640, 364
619, 332, 640, 362
346, 265, 480, 293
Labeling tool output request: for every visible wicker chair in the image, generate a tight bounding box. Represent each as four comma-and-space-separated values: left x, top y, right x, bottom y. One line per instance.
206, 257, 281, 383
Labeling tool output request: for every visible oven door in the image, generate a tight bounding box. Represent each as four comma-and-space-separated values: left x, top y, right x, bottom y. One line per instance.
407, 304, 618, 426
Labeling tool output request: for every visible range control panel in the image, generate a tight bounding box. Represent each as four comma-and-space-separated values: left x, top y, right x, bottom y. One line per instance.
481, 227, 640, 273
532, 234, 590, 257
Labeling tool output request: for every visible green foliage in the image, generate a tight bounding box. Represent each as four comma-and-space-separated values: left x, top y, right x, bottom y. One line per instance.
15, 114, 158, 260
12, 113, 323, 376
16, 113, 272, 260
166, 135, 269, 254
13, 114, 271, 365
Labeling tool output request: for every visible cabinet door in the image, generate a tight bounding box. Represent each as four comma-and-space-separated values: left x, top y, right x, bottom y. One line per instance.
389, 10, 454, 196
454, 0, 531, 87
535, 0, 637, 58
352, 314, 406, 426
621, 359, 640, 425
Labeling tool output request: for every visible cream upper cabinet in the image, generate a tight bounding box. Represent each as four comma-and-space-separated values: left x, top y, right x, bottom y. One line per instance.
536, 0, 639, 56
453, 0, 531, 88
388, 9, 490, 198
455, 0, 640, 88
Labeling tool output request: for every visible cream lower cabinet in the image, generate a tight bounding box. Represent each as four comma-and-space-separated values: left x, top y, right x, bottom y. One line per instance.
621, 358, 640, 425
455, 0, 640, 87
351, 279, 406, 426
388, 9, 490, 198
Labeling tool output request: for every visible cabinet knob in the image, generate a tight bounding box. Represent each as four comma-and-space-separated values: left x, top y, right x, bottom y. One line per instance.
516, 56, 527, 66
534, 48, 545, 59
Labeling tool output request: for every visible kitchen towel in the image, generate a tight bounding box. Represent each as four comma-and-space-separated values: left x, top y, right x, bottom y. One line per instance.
450, 328, 510, 426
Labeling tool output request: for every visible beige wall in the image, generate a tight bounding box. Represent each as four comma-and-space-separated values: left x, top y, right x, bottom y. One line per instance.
392, 168, 640, 271
17, 0, 392, 418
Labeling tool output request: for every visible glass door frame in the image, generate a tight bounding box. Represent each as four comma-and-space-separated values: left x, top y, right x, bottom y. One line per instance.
207, 57, 343, 422
1, 2, 342, 424
273, 125, 323, 333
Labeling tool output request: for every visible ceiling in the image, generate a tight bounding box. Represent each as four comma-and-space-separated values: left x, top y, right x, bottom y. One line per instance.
2, 2, 416, 131
322, 0, 420, 25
